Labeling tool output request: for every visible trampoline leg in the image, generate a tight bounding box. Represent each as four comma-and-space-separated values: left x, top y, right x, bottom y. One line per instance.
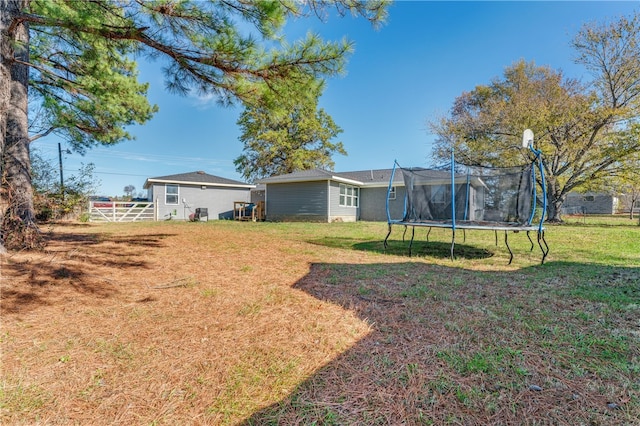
450, 229, 456, 261
409, 226, 416, 257
505, 231, 513, 265
463, 229, 466, 243
537, 231, 549, 265
426, 227, 432, 242
402, 225, 408, 242
384, 224, 392, 249
526, 231, 534, 251
495, 230, 498, 246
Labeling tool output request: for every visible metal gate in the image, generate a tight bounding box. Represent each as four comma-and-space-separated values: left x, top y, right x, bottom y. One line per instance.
89, 201, 156, 222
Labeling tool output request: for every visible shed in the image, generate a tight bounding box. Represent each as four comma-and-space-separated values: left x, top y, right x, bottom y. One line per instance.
563, 192, 619, 215
143, 171, 254, 220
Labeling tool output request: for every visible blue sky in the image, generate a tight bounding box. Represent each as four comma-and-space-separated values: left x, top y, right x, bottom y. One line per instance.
31, 1, 638, 197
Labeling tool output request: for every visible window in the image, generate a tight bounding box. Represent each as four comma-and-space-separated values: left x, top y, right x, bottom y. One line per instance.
339, 184, 359, 207
388, 186, 396, 200
431, 185, 446, 204
166, 184, 179, 205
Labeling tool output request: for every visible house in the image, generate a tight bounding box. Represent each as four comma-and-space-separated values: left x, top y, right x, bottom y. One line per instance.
563, 192, 619, 215
256, 168, 407, 222
258, 165, 536, 224
143, 171, 254, 220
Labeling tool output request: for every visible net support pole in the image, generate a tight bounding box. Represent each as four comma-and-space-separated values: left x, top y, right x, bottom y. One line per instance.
386, 162, 397, 224
528, 143, 549, 263
450, 147, 456, 260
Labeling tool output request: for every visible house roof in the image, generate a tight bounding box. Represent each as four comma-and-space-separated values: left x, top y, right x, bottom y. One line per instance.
257, 169, 364, 186
257, 168, 405, 187
339, 169, 405, 187
143, 171, 254, 189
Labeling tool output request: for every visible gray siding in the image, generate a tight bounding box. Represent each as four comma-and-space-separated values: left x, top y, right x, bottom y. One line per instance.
251, 189, 265, 204
564, 192, 617, 215
328, 181, 359, 222
264, 181, 409, 223
360, 186, 406, 221
151, 183, 251, 220
266, 181, 328, 222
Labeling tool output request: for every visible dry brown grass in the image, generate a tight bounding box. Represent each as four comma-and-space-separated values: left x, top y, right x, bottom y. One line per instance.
1, 222, 379, 425
1, 221, 638, 425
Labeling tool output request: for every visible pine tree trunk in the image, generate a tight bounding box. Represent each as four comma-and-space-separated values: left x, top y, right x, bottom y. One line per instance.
0, 1, 12, 251
1, 0, 40, 251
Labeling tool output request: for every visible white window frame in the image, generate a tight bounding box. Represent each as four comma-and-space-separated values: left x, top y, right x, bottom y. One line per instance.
432, 185, 446, 204
339, 184, 359, 208
165, 184, 179, 205
388, 186, 396, 200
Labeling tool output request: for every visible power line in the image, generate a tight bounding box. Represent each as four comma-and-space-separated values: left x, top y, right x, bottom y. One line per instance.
64, 169, 149, 177
32, 143, 234, 166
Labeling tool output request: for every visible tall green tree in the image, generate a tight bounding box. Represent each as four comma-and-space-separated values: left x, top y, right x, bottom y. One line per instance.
0, 0, 388, 251
431, 11, 640, 222
234, 78, 345, 181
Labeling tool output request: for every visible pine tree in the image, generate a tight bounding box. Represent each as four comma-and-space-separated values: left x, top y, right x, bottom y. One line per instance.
234, 78, 345, 181
0, 0, 388, 250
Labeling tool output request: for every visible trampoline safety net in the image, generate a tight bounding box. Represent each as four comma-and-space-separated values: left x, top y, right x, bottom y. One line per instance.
384, 148, 549, 265
400, 163, 538, 227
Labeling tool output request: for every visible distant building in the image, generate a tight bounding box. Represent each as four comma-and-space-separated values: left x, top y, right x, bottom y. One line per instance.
563, 192, 619, 215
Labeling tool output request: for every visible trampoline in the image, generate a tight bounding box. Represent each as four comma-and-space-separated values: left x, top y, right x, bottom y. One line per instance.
384, 130, 549, 264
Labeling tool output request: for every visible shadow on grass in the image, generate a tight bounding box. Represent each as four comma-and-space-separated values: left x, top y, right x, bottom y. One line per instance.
310, 236, 494, 260
1, 226, 176, 315
242, 261, 640, 425
42, 221, 94, 228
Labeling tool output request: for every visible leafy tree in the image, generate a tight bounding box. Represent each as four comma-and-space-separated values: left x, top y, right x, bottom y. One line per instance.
30, 148, 98, 222
0, 0, 388, 251
431, 12, 640, 222
234, 78, 345, 181
30, 148, 59, 196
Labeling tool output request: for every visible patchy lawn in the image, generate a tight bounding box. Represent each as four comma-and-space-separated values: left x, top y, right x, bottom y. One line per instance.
1, 219, 639, 425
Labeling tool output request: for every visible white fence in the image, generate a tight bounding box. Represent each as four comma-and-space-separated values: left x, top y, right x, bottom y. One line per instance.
89, 201, 156, 222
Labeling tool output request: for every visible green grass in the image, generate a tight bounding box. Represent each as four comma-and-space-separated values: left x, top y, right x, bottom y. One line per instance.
230, 216, 639, 424
0, 379, 52, 417
250, 215, 635, 269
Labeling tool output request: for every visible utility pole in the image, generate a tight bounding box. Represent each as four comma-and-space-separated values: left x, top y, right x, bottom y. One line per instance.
58, 142, 64, 201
